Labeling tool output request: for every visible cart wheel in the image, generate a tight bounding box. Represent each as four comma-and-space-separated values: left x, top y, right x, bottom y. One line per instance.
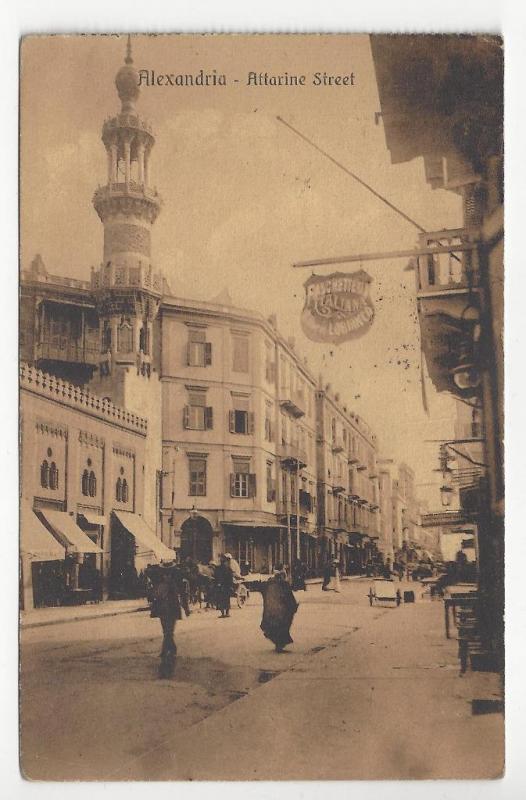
237, 585, 248, 608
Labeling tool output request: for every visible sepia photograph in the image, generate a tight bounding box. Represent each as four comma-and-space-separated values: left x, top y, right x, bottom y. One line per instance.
18, 32, 504, 781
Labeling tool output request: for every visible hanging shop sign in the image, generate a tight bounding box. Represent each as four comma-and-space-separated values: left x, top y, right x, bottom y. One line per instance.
300, 270, 375, 343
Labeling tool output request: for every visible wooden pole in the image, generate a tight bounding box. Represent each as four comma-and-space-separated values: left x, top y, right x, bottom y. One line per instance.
293, 243, 474, 269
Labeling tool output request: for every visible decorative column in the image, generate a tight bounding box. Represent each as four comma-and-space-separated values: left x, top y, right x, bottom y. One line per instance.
111, 143, 118, 183
137, 141, 145, 184
144, 145, 151, 187
123, 139, 131, 185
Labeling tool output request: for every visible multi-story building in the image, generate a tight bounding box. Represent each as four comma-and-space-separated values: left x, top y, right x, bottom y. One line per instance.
377, 458, 395, 563
315, 382, 381, 573
158, 297, 318, 573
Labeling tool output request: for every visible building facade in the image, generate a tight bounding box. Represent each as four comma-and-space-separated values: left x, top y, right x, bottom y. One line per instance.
20, 362, 172, 610
371, 34, 504, 667
315, 384, 382, 573
20, 39, 428, 606
158, 297, 318, 574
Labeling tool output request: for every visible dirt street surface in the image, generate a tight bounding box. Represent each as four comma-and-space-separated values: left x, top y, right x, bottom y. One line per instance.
20, 580, 503, 781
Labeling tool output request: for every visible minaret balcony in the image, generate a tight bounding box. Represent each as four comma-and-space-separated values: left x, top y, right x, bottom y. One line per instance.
91, 262, 163, 296
93, 182, 161, 224
102, 114, 154, 141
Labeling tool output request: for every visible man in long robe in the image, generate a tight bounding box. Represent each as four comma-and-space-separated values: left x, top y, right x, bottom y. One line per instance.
260, 567, 299, 652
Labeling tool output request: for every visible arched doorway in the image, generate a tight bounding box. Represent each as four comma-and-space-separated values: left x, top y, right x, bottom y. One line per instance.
180, 516, 213, 564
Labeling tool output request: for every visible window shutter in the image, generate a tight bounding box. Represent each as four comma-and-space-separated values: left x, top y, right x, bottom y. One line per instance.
249, 473, 257, 498
248, 412, 255, 435
183, 405, 190, 429
204, 342, 212, 366
229, 410, 235, 433
230, 473, 236, 497
269, 420, 274, 442
205, 406, 213, 430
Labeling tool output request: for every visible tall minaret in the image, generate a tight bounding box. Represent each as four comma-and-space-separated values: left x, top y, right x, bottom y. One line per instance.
90, 38, 164, 536
91, 35, 163, 391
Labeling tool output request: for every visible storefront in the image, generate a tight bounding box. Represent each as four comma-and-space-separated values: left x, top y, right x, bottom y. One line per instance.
111, 510, 174, 597
20, 500, 66, 610
36, 508, 103, 604
222, 523, 284, 574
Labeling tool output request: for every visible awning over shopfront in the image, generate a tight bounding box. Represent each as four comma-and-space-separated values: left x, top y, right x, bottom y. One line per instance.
21, 501, 66, 561
78, 511, 107, 526
40, 509, 103, 555
114, 511, 174, 562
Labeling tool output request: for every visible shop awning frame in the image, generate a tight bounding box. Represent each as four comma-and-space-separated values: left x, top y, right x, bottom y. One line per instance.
21, 501, 66, 562
78, 511, 107, 526
113, 510, 174, 562
39, 509, 103, 555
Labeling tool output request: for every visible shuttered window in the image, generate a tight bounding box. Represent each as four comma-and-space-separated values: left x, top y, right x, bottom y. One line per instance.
189, 458, 207, 496
228, 406, 254, 435
183, 390, 213, 431
230, 460, 256, 498
232, 335, 249, 373
187, 329, 212, 367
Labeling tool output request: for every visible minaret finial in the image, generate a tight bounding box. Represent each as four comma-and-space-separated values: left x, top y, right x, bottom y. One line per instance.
125, 34, 133, 65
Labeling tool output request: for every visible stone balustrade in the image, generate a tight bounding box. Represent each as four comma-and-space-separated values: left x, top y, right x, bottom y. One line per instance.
20, 362, 148, 435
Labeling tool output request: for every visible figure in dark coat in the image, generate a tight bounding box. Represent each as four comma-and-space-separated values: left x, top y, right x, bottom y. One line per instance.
215, 554, 234, 618
260, 567, 299, 652
292, 559, 307, 591
148, 563, 190, 678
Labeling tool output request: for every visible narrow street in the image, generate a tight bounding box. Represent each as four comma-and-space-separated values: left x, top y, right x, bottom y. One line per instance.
20, 580, 503, 781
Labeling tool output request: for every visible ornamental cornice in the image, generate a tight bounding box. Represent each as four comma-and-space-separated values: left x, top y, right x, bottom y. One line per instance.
79, 430, 105, 449
35, 419, 68, 439
112, 444, 135, 459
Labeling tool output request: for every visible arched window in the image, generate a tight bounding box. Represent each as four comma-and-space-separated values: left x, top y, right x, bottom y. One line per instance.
88, 471, 97, 498
102, 321, 112, 353
81, 469, 89, 496
139, 325, 149, 355
122, 479, 129, 503
116, 477, 122, 502
49, 462, 59, 490
117, 319, 133, 353
40, 460, 49, 489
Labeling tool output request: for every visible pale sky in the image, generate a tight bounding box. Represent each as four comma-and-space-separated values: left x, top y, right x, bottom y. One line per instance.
20, 34, 462, 507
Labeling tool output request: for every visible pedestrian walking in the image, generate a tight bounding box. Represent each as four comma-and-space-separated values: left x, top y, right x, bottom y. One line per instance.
322, 560, 331, 591
327, 559, 341, 592
260, 565, 299, 652
292, 558, 307, 591
148, 563, 190, 679
215, 553, 234, 618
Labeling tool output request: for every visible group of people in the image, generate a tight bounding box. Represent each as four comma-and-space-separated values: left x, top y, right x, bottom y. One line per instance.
148, 554, 347, 677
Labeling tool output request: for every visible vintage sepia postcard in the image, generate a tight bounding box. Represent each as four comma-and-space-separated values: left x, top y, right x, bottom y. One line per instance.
19, 33, 504, 781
